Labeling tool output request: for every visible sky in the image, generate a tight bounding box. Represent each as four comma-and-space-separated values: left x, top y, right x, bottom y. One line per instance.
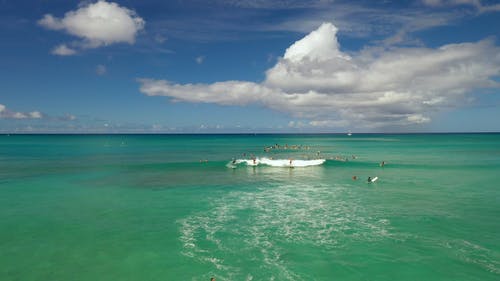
1, 0, 500, 133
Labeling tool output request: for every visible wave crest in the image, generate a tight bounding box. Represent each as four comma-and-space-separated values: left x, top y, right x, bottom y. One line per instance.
231, 157, 325, 167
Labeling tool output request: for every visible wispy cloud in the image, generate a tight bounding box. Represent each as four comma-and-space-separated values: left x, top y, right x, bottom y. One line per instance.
266, 1, 466, 46
0, 103, 77, 122
195, 56, 205, 64
38, 1, 145, 55
209, 0, 335, 9
139, 23, 500, 129
422, 0, 500, 13
96, 64, 107, 76
146, 1, 469, 48
154, 34, 167, 43
51, 44, 77, 56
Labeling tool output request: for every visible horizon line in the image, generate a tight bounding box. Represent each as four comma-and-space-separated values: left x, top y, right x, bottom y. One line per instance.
2, 132, 499, 136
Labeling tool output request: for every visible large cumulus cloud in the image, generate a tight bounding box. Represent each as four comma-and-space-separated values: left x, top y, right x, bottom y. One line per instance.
139, 22, 500, 129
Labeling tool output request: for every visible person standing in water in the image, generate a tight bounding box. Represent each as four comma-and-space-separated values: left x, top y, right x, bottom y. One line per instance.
367, 176, 372, 183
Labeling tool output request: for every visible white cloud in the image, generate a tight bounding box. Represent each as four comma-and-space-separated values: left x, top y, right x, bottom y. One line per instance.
195, 56, 205, 64
38, 14, 63, 30
138, 23, 500, 129
154, 34, 167, 43
61, 114, 77, 121
29, 111, 43, 119
0, 104, 78, 122
96, 64, 107, 75
288, 121, 308, 128
138, 79, 275, 106
52, 44, 77, 56
39, 1, 145, 53
407, 114, 431, 124
282, 23, 349, 63
0, 104, 44, 119
309, 119, 350, 128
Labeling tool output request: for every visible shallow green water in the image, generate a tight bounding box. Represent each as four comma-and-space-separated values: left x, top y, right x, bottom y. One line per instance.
1, 134, 499, 280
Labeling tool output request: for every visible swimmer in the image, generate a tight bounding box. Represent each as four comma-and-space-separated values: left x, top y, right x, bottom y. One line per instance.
367, 176, 372, 183
380, 161, 385, 167
352, 176, 357, 180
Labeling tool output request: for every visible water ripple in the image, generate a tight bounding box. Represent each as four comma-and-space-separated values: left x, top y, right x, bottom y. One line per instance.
178, 182, 392, 280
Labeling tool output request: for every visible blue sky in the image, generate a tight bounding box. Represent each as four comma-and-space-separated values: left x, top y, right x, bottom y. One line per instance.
1, 0, 499, 133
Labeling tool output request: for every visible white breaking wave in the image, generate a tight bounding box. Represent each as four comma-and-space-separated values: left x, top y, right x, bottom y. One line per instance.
231, 157, 325, 167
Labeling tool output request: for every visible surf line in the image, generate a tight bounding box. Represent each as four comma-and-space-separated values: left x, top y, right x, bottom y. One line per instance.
229, 157, 326, 168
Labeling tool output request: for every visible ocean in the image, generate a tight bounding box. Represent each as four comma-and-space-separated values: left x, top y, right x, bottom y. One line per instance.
1, 134, 499, 281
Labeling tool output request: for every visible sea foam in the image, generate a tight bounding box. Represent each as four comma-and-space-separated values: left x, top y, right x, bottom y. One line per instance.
231, 157, 325, 167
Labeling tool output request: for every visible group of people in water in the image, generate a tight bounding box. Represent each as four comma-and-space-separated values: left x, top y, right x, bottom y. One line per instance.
352, 161, 387, 183
352, 176, 375, 182
209, 142, 388, 183
266, 143, 365, 162
263, 143, 311, 153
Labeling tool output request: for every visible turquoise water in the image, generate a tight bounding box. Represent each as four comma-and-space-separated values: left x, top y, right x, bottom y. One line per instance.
1, 134, 499, 281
